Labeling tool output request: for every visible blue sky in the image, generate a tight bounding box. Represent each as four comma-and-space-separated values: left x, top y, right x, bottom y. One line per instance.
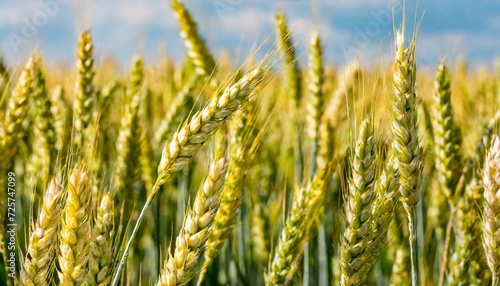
1, 0, 499, 70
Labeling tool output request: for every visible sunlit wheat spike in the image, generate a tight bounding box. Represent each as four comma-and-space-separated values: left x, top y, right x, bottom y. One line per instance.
86, 193, 114, 285
306, 32, 324, 143
276, 11, 302, 108
198, 107, 253, 284
171, 0, 216, 77
391, 27, 423, 286
57, 165, 91, 285
448, 176, 482, 285
73, 30, 96, 149
157, 155, 228, 286
0, 56, 35, 260
482, 136, 500, 285
1, 56, 35, 162
21, 176, 65, 286
391, 30, 422, 208
432, 61, 463, 199
31, 59, 57, 181
113, 66, 266, 285
340, 116, 377, 286
155, 67, 265, 190
114, 56, 144, 200
266, 164, 333, 285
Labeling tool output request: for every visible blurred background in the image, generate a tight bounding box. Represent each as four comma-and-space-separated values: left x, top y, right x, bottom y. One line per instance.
1, 0, 499, 70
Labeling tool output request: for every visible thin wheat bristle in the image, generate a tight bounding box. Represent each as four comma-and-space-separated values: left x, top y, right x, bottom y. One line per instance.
155, 76, 197, 148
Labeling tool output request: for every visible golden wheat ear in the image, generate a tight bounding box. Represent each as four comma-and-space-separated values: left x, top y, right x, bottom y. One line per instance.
57, 165, 91, 285
157, 151, 228, 286
482, 136, 500, 285
21, 176, 65, 286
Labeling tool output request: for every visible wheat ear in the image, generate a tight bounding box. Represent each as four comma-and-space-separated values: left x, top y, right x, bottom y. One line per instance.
21, 176, 65, 285
266, 164, 333, 285
448, 176, 482, 285
114, 56, 144, 201
306, 32, 324, 145
112, 66, 266, 286
31, 59, 57, 181
432, 61, 463, 199
391, 28, 423, 286
171, 0, 216, 77
57, 165, 91, 285
1, 56, 35, 163
0, 56, 35, 261
86, 193, 114, 285
157, 154, 228, 286
340, 116, 377, 286
483, 136, 500, 285
198, 106, 254, 283
73, 30, 96, 149
276, 12, 301, 108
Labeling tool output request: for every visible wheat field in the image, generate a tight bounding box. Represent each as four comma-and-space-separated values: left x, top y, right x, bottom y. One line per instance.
1, 1, 499, 286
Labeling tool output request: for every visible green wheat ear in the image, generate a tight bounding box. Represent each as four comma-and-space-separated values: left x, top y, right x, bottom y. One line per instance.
432, 61, 463, 200
390, 28, 423, 286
